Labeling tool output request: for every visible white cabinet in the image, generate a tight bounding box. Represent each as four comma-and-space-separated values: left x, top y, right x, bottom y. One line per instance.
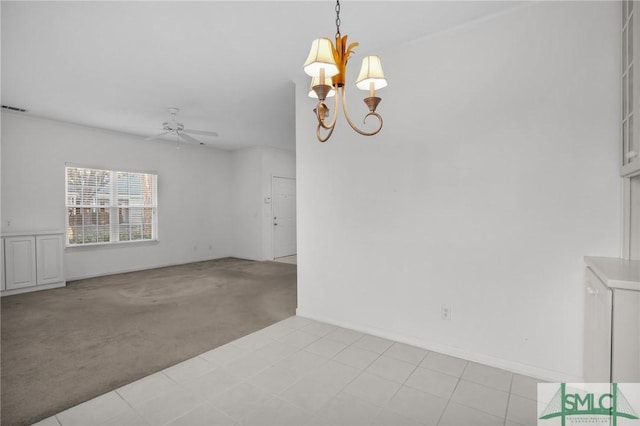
584, 257, 640, 383
1, 232, 65, 296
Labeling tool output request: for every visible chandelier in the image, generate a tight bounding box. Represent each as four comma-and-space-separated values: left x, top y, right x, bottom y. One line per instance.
303, 0, 387, 142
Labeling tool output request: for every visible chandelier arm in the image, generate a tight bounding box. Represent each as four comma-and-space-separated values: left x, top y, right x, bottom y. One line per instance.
316, 87, 340, 130
340, 86, 383, 136
317, 121, 336, 142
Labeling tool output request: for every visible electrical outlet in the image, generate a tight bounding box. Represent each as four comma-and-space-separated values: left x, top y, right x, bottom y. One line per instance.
441, 305, 452, 320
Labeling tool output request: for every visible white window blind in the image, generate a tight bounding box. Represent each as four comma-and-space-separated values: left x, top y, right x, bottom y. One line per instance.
65, 166, 157, 246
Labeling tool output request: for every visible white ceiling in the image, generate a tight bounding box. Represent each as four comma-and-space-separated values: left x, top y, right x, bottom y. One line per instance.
1, 1, 525, 151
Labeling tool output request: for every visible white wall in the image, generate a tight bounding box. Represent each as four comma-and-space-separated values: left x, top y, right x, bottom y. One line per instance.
296, 1, 620, 381
231, 147, 296, 261
231, 149, 264, 261
1, 112, 234, 280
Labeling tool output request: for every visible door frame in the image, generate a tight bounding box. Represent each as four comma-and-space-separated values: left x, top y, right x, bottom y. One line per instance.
271, 175, 296, 260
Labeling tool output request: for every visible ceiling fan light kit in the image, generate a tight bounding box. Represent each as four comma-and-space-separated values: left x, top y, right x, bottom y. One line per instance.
145, 107, 218, 148
303, 0, 388, 143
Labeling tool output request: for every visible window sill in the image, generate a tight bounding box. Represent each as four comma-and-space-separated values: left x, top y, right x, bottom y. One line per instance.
65, 239, 159, 251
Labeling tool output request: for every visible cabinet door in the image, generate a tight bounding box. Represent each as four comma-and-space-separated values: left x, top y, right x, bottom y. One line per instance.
584, 268, 612, 382
612, 289, 640, 382
1, 238, 5, 291
36, 234, 64, 285
5, 236, 37, 290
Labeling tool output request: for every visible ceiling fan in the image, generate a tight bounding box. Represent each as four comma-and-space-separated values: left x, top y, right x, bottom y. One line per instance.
145, 107, 218, 147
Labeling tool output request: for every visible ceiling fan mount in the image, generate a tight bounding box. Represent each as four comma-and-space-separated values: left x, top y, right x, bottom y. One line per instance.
145, 107, 218, 147
161, 121, 184, 132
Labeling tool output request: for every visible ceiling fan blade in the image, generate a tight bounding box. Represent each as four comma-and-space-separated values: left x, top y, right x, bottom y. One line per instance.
183, 129, 219, 137
179, 132, 204, 145
144, 132, 171, 141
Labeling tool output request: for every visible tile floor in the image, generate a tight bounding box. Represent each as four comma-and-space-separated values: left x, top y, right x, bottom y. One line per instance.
34, 316, 541, 426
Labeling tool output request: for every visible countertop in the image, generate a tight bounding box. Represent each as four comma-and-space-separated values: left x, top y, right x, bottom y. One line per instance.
584, 256, 640, 292
1, 230, 65, 238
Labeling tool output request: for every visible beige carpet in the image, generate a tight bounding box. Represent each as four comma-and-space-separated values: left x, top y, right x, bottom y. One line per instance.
0, 257, 297, 426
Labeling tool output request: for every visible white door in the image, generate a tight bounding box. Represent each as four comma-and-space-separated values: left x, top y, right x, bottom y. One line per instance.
273, 177, 296, 258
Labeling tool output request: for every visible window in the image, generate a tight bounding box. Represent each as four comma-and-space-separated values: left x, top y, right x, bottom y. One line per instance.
65, 166, 157, 246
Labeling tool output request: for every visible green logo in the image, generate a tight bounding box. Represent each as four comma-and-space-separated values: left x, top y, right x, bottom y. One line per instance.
539, 383, 639, 426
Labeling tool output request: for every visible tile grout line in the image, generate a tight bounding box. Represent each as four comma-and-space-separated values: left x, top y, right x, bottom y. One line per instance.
113, 388, 152, 426
357, 346, 426, 424
269, 341, 377, 415
197, 385, 245, 426
126, 352, 250, 425
246, 349, 326, 397
434, 360, 468, 425
183, 322, 328, 423
221, 338, 339, 414
171, 376, 246, 426
503, 373, 515, 426
388, 352, 471, 401
273, 336, 396, 419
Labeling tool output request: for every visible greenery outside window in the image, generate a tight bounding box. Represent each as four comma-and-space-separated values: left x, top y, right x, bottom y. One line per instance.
65, 166, 157, 246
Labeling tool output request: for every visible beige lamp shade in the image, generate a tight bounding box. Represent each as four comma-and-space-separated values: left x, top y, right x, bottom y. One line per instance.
303, 38, 339, 78
355, 55, 388, 91
308, 76, 336, 98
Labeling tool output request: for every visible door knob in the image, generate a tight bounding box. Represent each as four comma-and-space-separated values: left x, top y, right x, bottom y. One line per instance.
274, 223, 278, 226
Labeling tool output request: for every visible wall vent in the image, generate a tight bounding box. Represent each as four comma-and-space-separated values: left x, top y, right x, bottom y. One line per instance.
2, 105, 28, 113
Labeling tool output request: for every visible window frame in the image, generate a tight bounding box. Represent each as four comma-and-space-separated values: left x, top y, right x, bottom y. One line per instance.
65, 165, 158, 247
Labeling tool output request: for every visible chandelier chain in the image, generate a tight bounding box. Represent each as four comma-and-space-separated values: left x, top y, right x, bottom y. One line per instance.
335, 0, 341, 38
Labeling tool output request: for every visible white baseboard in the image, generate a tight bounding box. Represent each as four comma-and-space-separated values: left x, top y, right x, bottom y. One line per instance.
1, 281, 66, 297
65, 255, 239, 281
296, 308, 583, 383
